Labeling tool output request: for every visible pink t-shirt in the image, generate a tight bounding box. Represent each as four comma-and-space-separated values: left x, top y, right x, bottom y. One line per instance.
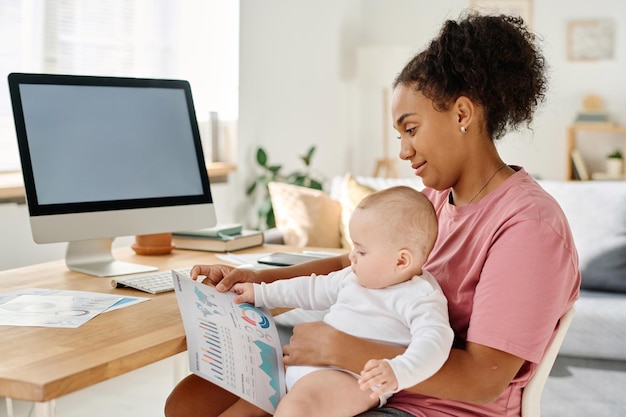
387, 168, 580, 417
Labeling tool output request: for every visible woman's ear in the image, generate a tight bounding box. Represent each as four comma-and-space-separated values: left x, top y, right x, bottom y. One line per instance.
455, 96, 475, 132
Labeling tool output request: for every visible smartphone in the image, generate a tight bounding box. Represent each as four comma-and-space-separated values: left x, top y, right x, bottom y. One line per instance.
256, 252, 325, 267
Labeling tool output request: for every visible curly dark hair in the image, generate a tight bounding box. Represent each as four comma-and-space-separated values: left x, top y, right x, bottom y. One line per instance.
393, 12, 548, 140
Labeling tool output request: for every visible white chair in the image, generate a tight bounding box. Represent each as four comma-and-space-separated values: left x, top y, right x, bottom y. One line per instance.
521, 306, 576, 417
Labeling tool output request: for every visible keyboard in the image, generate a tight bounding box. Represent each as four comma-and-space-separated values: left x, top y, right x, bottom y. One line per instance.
111, 267, 192, 294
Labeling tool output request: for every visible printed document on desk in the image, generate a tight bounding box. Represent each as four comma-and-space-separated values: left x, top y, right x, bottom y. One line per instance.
172, 271, 286, 414
0, 289, 125, 328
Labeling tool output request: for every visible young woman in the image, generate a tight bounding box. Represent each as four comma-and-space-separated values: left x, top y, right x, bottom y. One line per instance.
165, 12, 580, 417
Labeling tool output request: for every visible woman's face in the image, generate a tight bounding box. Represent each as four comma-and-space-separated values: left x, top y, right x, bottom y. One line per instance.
392, 85, 463, 190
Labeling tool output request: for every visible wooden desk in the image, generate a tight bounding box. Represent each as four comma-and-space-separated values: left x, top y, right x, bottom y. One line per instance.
0, 244, 313, 416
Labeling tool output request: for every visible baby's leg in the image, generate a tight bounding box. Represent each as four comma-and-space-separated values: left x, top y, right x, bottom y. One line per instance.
274, 369, 378, 417
217, 398, 270, 417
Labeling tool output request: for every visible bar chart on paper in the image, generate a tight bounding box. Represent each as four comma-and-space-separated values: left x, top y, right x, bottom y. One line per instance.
173, 272, 286, 414
198, 319, 235, 384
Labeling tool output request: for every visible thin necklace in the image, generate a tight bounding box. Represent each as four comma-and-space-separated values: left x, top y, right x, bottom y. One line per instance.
466, 163, 507, 204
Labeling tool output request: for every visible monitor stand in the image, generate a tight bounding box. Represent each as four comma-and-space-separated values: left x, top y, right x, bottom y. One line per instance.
65, 238, 158, 277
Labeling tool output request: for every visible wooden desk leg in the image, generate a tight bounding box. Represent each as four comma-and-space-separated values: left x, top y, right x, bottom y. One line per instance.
173, 352, 190, 385
3, 398, 55, 417
6, 397, 13, 417
34, 400, 56, 417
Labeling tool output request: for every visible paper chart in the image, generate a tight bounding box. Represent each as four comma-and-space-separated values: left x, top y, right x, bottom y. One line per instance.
173, 271, 285, 414
0, 293, 121, 328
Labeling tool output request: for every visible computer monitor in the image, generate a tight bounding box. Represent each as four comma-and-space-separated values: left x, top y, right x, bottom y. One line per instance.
8, 73, 217, 277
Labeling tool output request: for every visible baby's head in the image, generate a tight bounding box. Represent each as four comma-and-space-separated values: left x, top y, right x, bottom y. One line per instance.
348, 186, 438, 289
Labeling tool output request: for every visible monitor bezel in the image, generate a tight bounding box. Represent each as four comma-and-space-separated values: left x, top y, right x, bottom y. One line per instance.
8, 72, 213, 217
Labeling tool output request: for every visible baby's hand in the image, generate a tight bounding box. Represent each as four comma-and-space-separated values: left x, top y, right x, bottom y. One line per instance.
231, 282, 255, 304
359, 359, 398, 400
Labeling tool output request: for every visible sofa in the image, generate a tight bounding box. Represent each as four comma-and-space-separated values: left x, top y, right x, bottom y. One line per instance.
537, 181, 626, 362
265, 174, 626, 365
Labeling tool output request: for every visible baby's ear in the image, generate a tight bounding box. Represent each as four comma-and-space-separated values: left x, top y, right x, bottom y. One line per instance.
396, 249, 413, 271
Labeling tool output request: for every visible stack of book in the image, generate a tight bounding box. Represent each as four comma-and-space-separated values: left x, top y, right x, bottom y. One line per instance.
575, 111, 609, 124
575, 95, 610, 124
173, 223, 264, 252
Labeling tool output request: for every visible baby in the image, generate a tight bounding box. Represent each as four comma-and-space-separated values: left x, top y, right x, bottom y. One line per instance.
228, 186, 453, 417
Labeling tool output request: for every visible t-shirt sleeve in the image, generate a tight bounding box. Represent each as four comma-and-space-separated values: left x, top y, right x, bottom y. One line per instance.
467, 219, 579, 363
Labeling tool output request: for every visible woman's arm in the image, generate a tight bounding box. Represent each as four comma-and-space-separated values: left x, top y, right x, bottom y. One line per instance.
415, 341, 525, 404
192, 254, 350, 291
283, 322, 525, 404
253, 254, 350, 285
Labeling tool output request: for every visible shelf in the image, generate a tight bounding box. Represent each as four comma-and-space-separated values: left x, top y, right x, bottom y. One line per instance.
567, 124, 626, 181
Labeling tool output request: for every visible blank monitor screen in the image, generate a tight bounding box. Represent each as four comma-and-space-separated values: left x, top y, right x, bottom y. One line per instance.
23, 84, 204, 205
8, 73, 217, 276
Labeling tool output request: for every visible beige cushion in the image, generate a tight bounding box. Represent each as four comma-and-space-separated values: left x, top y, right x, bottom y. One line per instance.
268, 182, 342, 248
338, 173, 376, 249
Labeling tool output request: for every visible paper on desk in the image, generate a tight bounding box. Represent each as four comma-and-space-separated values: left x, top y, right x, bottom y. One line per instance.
215, 251, 336, 267
0, 288, 149, 328
216, 252, 272, 265
173, 271, 286, 414
0, 294, 121, 328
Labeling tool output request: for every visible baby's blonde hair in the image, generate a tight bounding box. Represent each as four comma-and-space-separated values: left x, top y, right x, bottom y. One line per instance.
356, 186, 438, 263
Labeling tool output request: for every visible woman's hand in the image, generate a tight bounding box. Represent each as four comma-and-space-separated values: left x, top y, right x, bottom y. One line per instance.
190, 264, 261, 292
282, 321, 339, 367
283, 321, 407, 374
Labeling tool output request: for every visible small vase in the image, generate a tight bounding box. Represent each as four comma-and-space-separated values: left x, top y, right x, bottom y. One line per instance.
606, 158, 623, 178
131, 232, 174, 255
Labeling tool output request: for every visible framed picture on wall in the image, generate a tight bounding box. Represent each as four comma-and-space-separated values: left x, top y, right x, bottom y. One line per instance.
471, 0, 533, 26
567, 19, 615, 61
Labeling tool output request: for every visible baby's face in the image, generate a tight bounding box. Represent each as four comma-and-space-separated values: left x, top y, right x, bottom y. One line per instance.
348, 208, 406, 289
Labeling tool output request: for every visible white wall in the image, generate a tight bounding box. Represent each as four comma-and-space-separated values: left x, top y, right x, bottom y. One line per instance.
0, 203, 66, 269
0, 183, 233, 271
235, 0, 626, 216
234, 0, 363, 225
0, 202, 138, 271
4, 0, 625, 270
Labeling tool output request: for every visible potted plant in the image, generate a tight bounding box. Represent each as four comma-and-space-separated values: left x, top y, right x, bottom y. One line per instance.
246, 145, 324, 229
606, 149, 623, 178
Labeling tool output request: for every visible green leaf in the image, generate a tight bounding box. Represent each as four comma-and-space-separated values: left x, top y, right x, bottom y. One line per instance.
245, 182, 257, 195
266, 209, 276, 229
309, 179, 323, 190
248, 145, 324, 229
300, 146, 316, 166
258, 198, 275, 228
258, 200, 271, 219
268, 164, 282, 176
256, 147, 268, 167
256, 178, 269, 190
608, 149, 623, 159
